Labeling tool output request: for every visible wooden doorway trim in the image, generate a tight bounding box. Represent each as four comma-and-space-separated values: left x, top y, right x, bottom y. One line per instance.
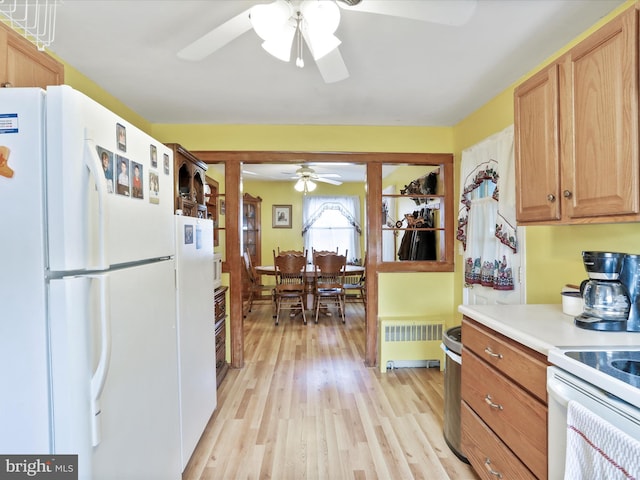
194, 150, 450, 370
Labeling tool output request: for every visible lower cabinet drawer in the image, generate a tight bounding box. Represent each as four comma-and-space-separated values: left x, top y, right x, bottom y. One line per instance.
462, 317, 548, 402
462, 401, 536, 480
462, 349, 547, 479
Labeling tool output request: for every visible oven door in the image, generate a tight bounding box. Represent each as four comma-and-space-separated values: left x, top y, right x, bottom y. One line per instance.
547, 366, 640, 479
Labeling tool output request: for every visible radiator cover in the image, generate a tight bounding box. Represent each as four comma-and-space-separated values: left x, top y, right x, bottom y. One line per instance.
379, 316, 444, 373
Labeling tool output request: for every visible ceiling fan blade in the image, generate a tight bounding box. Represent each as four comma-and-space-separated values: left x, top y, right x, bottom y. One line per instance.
316, 177, 343, 186
177, 9, 253, 61
338, 0, 477, 26
315, 47, 349, 83
316, 173, 341, 178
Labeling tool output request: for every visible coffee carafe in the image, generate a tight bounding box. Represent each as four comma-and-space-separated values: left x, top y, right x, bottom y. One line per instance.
575, 251, 640, 332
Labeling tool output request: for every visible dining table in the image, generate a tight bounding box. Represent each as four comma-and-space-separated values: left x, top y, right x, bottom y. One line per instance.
254, 264, 365, 277
254, 264, 365, 310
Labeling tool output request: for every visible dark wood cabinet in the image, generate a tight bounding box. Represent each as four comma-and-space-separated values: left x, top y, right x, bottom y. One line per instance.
242, 193, 262, 266
214, 286, 228, 388
166, 143, 207, 218
206, 178, 222, 247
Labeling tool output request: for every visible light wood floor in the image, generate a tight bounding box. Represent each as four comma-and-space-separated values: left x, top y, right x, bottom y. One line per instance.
183, 302, 479, 480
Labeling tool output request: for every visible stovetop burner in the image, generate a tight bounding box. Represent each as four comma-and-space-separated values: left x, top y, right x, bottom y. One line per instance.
564, 350, 640, 390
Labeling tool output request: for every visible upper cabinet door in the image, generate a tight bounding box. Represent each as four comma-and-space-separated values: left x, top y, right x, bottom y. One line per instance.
514, 63, 561, 223
0, 22, 63, 88
560, 7, 639, 220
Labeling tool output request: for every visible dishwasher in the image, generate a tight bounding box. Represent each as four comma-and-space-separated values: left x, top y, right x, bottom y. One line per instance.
442, 326, 468, 463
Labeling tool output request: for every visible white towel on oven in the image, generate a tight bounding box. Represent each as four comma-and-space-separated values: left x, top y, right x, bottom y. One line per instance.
565, 400, 640, 479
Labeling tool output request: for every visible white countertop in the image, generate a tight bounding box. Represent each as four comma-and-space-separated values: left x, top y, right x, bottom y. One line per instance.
458, 303, 640, 408
457, 304, 640, 355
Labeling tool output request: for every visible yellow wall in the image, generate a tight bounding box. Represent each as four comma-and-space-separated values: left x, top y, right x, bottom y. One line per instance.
51, 0, 638, 324
150, 125, 453, 153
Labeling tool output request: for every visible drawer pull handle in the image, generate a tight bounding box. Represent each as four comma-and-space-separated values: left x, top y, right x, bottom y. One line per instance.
484, 458, 503, 478
484, 347, 503, 359
484, 394, 503, 410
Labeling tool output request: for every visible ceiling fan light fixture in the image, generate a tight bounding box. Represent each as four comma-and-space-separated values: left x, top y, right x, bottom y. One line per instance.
306, 179, 317, 191
261, 20, 297, 62
294, 178, 306, 192
294, 178, 316, 193
250, 0, 293, 41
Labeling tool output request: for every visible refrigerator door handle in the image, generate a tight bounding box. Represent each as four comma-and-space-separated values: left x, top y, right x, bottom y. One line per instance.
84, 133, 109, 270
89, 273, 111, 447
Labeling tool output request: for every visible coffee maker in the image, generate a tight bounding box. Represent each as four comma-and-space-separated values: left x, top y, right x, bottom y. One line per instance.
575, 251, 640, 332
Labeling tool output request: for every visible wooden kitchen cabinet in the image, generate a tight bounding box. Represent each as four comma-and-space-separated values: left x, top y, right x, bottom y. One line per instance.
514, 5, 640, 225
167, 143, 208, 218
214, 286, 228, 388
461, 317, 548, 479
514, 63, 561, 223
0, 21, 63, 88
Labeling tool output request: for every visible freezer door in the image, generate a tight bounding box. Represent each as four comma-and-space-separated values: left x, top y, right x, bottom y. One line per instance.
0, 88, 51, 453
49, 260, 181, 480
45, 86, 175, 271
175, 216, 216, 469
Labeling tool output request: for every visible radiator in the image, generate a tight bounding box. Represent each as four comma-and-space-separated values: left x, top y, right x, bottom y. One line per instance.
379, 317, 444, 373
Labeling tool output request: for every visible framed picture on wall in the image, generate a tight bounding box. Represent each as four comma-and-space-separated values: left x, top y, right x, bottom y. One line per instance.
272, 204, 292, 228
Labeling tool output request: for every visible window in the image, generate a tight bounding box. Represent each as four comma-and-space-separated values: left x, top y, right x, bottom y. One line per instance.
302, 195, 362, 264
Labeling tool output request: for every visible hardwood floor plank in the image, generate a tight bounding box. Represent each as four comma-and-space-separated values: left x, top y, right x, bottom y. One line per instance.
182, 302, 478, 480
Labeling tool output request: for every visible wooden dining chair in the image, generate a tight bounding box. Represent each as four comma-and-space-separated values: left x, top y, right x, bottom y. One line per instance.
343, 252, 365, 305
277, 247, 309, 263
312, 253, 347, 324
273, 252, 308, 325
242, 250, 274, 317
312, 247, 338, 257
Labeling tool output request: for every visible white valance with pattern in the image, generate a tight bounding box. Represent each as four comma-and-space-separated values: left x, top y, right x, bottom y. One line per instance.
302, 195, 361, 262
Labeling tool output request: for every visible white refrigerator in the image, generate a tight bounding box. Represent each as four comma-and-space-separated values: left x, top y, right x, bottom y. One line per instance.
0, 86, 181, 479
174, 215, 217, 470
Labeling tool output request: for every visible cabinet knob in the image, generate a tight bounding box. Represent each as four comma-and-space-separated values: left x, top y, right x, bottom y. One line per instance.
547, 194, 556, 202
563, 190, 572, 199
1, 82, 13, 88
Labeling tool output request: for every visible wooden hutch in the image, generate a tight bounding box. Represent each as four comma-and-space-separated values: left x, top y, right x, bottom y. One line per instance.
167, 143, 208, 218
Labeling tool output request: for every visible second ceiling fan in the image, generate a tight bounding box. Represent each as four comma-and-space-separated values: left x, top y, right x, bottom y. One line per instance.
177, 0, 477, 83
290, 165, 342, 192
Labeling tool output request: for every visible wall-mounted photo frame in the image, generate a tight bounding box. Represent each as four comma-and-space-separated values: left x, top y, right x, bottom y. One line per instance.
150, 144, 157, 168
116, 123, 126, 152
272, 204, 292, 229
220, 199, 226, 215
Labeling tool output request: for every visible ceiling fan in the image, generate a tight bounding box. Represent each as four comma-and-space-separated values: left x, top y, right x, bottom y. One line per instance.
290, 165, 343, 192
177, 0, 477, 83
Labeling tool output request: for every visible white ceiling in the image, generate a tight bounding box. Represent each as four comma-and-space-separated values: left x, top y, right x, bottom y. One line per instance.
46, 0, 625, 128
